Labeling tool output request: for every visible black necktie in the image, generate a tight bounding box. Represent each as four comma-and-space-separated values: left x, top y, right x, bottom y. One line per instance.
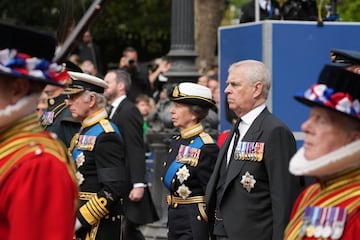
214, 117, 242, 236
106, 105, 113, 116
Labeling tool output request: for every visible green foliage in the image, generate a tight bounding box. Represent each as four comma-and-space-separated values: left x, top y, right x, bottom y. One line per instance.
0, 0, 61, 32
1, 0, 359, 69
76, 0, 171, 64
226, 0, 360, 22
0, 0, 171, 66
337, 0, 360, 21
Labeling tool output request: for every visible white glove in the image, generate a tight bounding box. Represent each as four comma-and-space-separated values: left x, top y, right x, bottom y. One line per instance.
75, 218, 82, 231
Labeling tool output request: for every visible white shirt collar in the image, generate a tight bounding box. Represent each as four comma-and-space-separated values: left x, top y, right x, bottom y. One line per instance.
259, 0, 270, 10
241, 103, 266, 127
110, 95, 126, 117
237, 103, 266, 140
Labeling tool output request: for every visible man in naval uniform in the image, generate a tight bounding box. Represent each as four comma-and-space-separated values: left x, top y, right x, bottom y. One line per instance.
41, 61, 81, 147
66, 72, 129, 240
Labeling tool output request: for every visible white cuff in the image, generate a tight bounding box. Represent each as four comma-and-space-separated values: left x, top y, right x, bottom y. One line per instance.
133, 183, 146, 188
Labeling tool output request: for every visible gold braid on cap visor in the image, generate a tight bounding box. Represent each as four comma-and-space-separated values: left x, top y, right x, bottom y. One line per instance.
171, 85, 215, 105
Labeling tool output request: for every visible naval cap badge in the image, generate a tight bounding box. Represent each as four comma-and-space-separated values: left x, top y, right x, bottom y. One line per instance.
240, 171, 256, 192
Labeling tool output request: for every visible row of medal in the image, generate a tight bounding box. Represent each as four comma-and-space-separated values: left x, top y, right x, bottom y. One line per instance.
234, 141, 264, 161
41, 111, 54, 125
299, 206, 347, 239
176, 144, 201, 167
77, 135, 97, 151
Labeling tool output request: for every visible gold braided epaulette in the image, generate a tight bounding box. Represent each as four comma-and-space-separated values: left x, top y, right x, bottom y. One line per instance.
199, 132, 214, 144
99, 119, 115, 133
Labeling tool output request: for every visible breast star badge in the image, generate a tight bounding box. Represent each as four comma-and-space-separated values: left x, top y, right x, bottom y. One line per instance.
76, 171, 85, 186
176, 184, 192, 199
76, 152, 85, 168
240, 171, 256, 192
176, 165, 190, 183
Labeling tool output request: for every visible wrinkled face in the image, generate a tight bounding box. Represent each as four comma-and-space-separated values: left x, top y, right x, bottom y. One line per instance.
103, 72, 118, 102
66, 92, 91, 121
224, 68, 258, 117
301, 107, 355, 160
169, 102, 195, 130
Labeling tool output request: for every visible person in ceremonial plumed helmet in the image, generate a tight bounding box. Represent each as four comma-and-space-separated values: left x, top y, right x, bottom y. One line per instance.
66, 71, 129, 240
0, 22, 78, 239
284, 65, 360, 239
161, 82, 220, 240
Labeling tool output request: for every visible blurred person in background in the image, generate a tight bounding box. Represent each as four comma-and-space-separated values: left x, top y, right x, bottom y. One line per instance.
118, 47, 152, 102
104, 69, 158, 240
41, 61, 82, 148
72, 30, 103, 75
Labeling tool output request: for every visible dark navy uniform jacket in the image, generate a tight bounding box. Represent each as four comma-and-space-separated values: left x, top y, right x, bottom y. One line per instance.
42, 94, 80, 148
69, 109, 128, 240
161, 123, 219, 240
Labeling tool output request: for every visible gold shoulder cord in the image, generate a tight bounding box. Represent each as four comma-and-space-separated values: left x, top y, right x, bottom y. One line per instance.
99, 119, 114, 133
199, 132, 214, 144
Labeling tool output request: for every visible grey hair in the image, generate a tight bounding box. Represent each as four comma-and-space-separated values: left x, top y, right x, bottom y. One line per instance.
228, 60, 271, 99
82, 90, 107, 108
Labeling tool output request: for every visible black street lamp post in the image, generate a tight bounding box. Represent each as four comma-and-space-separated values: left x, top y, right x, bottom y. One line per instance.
165, 0, 200, 84
143, 0, 200, 239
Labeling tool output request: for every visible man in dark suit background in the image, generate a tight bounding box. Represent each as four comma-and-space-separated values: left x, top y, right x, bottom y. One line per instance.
239, 0, 281, 23
118, 47, 152, 103
239, 0, 318, 23
104, 69, 158, 240
205, 60, 303, 240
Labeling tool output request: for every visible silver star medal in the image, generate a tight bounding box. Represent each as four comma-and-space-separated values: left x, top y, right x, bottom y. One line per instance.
176, 184, 192, 199
240, 171, 256, 192
176, 165, 190, 183
76, 171, 85, 186
76, 152, 85, 168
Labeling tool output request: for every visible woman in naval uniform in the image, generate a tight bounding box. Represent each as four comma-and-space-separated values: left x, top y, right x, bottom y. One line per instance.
161, 82, 219, 240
